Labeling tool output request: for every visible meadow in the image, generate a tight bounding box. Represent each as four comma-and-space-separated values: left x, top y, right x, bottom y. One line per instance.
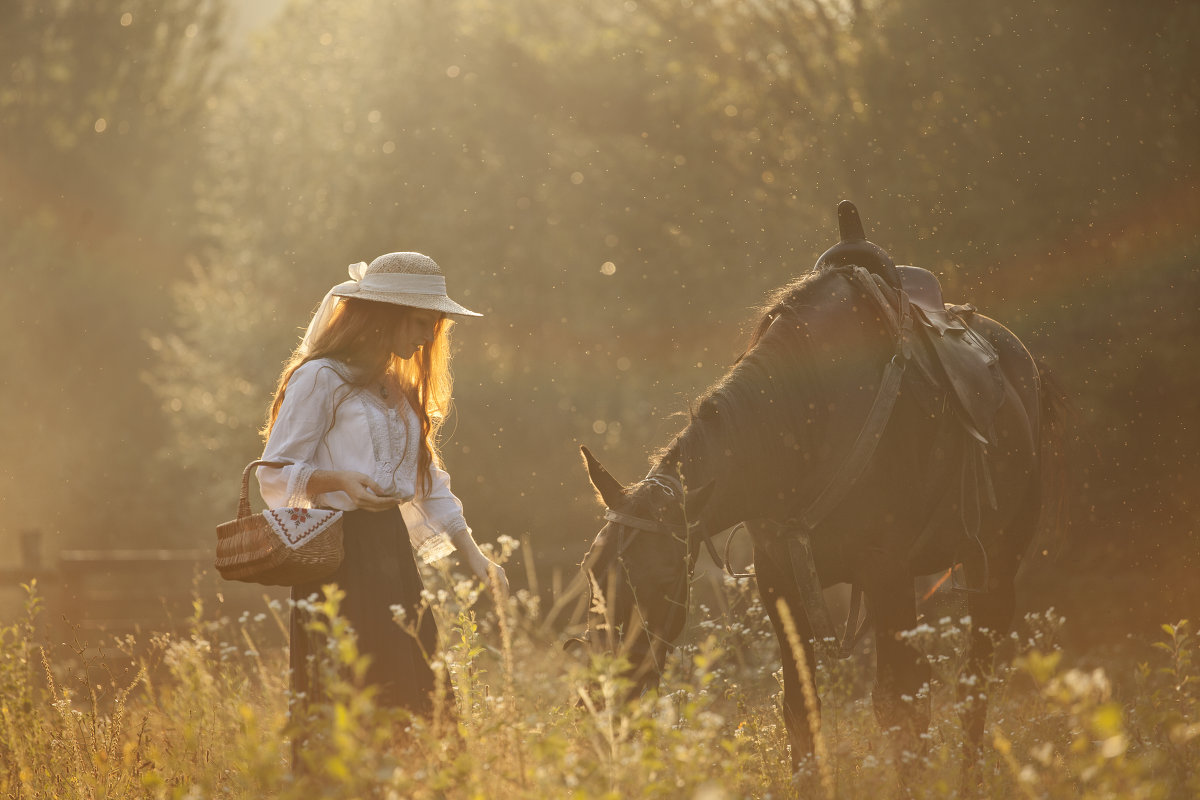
1, 538, 1195, 799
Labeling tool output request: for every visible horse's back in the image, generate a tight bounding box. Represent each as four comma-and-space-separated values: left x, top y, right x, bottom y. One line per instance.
964, 312, 1042, 455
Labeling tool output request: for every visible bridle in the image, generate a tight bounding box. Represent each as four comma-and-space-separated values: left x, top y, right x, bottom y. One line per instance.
602, 473, 699, 543
602, 472, 752, 578
594, 471, 700, 677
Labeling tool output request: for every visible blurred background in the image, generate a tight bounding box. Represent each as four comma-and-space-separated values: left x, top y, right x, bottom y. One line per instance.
1, 0, 1196, 652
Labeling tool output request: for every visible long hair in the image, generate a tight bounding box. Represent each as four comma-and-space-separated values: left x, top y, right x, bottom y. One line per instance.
261, 297, 454, 496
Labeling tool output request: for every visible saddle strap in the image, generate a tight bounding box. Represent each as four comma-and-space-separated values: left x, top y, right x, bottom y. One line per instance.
783, 532, 868, 660
706, 267, 911, 575
951, 439, 997, 592
839, 584, 871, 657
796, 268, 912, 530
785, 532, 839, 647
799, 355, 906, 529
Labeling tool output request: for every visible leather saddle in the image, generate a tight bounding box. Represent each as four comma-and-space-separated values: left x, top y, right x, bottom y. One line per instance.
897, 265, 1005, 444
814, 201, 1006, 443
805, 201, 1008, 593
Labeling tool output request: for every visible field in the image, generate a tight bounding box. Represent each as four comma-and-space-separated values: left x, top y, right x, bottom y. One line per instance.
1, 538, 1196, 800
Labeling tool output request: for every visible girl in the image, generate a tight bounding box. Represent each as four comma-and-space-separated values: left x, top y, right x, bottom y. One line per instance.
257, 251, 505, 745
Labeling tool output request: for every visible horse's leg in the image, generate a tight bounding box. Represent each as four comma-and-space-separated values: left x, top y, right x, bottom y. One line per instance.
955, 576, 1014, 793
751, 526, 820, 770
863, 557, 932, 764
958, 505, 1037, 790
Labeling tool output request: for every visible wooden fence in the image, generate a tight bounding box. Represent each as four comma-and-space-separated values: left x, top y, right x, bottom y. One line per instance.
2, 529, 279, 636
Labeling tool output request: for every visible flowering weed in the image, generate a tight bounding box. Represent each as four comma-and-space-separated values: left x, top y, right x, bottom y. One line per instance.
0, 569, 1194, 798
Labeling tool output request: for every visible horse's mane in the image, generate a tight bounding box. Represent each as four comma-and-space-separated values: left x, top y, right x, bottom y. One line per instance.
654, 269, 839, 519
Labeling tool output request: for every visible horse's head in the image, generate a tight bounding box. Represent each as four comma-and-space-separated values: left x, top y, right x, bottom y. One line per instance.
568, 445, 714, 694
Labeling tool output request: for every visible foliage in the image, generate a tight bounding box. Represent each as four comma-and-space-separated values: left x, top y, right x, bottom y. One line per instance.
143, 0, 1198, 598
1, 0, 1197, 692
3, 554, 1197, 798
0, 0, 228, 548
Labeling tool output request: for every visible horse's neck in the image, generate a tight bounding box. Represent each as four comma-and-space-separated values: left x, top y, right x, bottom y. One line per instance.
657, 424, 752, 538
662, 273, 873, 534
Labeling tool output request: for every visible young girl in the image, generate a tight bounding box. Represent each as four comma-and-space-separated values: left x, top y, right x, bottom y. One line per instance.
256, 251, 505, 738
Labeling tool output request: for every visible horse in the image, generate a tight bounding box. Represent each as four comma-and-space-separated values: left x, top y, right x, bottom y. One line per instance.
571, 201, 1063, 786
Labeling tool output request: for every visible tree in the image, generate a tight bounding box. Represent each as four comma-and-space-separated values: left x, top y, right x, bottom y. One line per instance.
156, 0, 1199, 587
0, 0, 226, 548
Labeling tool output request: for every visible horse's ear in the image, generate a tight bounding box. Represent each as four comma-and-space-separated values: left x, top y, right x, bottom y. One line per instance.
684, 479, 716, 519
581, 445, 626, 508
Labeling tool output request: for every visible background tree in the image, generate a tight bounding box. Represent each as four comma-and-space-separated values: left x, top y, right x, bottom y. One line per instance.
0, 0, 226, 553
3, 0, 1195, 636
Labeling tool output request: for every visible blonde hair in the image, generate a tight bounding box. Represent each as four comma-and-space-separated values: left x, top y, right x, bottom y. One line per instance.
262, 297, 454, 496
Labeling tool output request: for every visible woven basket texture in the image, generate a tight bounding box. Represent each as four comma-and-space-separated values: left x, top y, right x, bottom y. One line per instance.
214, 461, 344, 586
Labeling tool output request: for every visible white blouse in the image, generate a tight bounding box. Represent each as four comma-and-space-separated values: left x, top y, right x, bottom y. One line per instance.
256, 358, 463, 563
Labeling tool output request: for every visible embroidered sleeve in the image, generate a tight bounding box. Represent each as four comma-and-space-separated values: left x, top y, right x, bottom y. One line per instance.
400, 463, 469, 563
257, 360, 341, 509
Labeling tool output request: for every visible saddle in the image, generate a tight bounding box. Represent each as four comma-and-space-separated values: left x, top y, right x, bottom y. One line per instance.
816, 202, 1006, 444
897, 265, 1005, 444
800, 201, 1005, 597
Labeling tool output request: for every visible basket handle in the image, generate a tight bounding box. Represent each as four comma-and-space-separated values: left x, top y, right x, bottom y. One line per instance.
237, 459, 292, 519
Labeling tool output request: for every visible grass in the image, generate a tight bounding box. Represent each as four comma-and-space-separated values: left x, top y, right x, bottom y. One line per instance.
0, 539, 1195, 799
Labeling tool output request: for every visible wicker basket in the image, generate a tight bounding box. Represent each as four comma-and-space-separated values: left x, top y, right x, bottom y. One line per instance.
215, 460, 344, 586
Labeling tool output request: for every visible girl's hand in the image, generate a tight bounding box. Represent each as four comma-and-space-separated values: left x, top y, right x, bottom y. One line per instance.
467, 550, 510, 597
309, 470, 399, 511
449, 529, 510, 597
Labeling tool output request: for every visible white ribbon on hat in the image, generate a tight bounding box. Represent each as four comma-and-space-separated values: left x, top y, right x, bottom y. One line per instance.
300, 262, 454, 355
338, 271, 448, 296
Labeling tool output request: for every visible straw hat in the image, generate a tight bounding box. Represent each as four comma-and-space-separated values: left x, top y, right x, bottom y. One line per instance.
331, 252, 481, 318
300, 252, 480, 355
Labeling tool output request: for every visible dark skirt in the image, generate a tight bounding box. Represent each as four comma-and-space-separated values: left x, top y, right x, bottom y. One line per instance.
289, 507, 439, 716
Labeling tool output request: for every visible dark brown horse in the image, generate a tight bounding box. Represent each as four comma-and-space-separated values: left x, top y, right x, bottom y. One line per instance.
573, 202, 1062, 783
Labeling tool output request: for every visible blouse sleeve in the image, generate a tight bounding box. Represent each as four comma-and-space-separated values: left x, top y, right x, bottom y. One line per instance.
256, 360, 342, 508
400, 463, 468, 563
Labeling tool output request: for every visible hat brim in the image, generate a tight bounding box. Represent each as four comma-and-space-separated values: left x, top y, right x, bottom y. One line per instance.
331, 287, 482, 319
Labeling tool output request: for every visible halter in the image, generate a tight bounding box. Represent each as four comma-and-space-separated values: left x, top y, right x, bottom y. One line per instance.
602, 472, 699, 541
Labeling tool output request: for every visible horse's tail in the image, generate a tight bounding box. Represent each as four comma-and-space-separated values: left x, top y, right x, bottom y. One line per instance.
1036, 359, 1073, 551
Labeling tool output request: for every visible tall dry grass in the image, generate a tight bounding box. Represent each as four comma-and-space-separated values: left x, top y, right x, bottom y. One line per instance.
1, 540, 1195, 798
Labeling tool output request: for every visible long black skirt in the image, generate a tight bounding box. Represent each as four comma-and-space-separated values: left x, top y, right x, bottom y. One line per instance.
289, 507, 439, 717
